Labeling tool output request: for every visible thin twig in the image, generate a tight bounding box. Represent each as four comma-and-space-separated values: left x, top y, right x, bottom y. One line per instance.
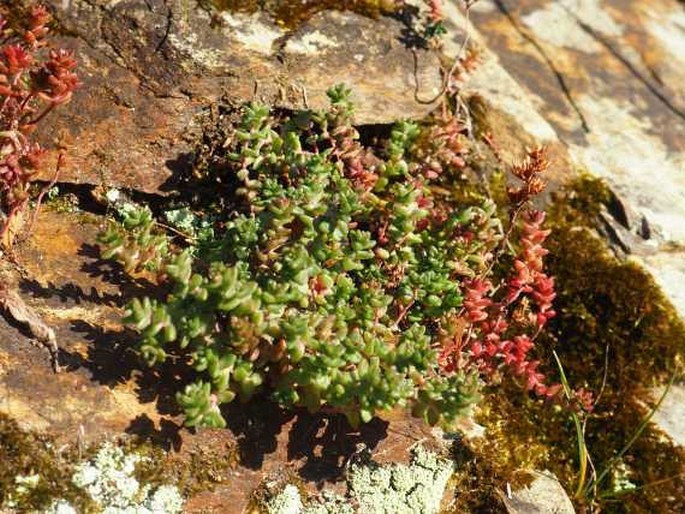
413, 1, 476, 105
393, 297, 416, 329
593, 342, 611, 408
26, 153, 64, 239
154, 220, 196, 243
301, 84, 310, 109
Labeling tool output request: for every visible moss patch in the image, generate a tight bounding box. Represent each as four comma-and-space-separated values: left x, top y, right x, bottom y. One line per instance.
130, 436, 241, 499
208, 0, 399, 29
0, 413, 94, 512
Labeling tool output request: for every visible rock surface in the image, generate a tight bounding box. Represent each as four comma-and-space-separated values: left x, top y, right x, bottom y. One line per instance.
503, 471, 575, 514
4, 0, 441, 194
1, 0, 684, 511
652, 384, 685, 447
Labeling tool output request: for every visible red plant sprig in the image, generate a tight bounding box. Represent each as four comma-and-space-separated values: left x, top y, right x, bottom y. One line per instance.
0, 5, 79, 243
439, 147, 561, 399
426, 0, 444, 24
507, 210, 557, 328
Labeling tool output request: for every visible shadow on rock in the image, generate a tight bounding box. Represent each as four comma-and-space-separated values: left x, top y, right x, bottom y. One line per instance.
68, 319, 140, 385
19, 278, 124, 307
68, 319, 184, 417
126, 414, 184, 452
221, 395, 294, 470
287, 412, 388, 484
78, 243, 161, 303
395, 3, 429, 50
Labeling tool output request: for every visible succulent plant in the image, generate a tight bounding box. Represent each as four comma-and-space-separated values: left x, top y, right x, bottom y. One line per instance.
99, 86, 556, 429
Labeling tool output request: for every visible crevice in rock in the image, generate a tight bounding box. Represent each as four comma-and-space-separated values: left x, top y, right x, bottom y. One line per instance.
493, 0, 591, 133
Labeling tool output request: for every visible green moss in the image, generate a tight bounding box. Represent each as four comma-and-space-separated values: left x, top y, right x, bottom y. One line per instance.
449, 398, 553, 512
42, 189, 79, 214
207, 0, 399, 29
450, 174, 685, 513
132, 440, 240, 498
0, 413, 94, 512
542, 176, 685, 512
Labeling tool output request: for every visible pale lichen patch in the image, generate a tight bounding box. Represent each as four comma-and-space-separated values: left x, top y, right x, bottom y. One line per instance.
264, 484, 304, 514
285, 31, 339, 55
264, 446, 453, 514
168, 31, 227, 70
646, 10, 685, 67
220, 12, 284, 55
346, 446, 453, 514
521, 0, 624, 53
49, 443, 184, 514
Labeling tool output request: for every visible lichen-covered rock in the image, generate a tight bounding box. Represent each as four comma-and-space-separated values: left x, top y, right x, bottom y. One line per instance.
301, 491, 354, 514
347, 447, 453, 513
264, 484, 304, 514
299, 445, 453, 514
52, 443, 184, 514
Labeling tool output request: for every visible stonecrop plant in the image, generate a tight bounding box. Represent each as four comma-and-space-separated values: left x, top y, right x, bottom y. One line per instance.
0, 4, 79, 243
99, 86, 558, 429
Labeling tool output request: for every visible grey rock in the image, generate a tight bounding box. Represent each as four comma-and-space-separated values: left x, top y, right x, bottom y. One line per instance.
652, 383, 685, 448
503, 471, 575, 514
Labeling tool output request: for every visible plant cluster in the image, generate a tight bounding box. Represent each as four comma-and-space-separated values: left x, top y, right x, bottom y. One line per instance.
0, 4, 79, 243
451, 176, 685, 513
99, 86, 558, 429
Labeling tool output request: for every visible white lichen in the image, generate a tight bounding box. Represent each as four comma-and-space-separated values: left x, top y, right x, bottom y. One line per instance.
285, 32, 339, 55
72, 443, 142, 509
264, 484, 304, 514
142, 484, 185, 513
346, 446, 453, 514
167, 31, 226, 70
44, 499, 78, 514
4, 473, 41, 508
301, 491, 354, 514
47, 443, 184, 514
219, 12, 283, 55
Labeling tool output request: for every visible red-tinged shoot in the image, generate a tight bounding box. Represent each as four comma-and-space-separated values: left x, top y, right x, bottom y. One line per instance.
0, 5, 79, 242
